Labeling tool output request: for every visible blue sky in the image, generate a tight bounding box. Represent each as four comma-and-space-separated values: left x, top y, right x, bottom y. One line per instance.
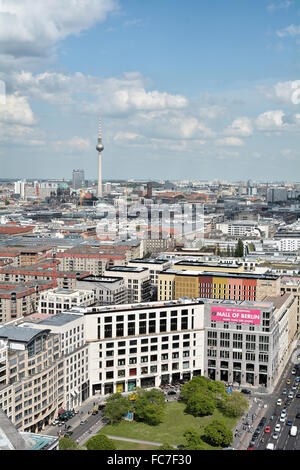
0, 0, 299, 181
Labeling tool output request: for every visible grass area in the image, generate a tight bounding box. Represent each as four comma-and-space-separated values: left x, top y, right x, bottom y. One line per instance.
110, 440, 159, 451
97, 400, 237, 449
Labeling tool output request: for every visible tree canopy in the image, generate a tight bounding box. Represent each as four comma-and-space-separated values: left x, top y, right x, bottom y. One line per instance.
203, 420, 233, 447
86, 434, 116, 450
217, 391, 249, 418
133, 388, 166, 425
104, 393, 132, 425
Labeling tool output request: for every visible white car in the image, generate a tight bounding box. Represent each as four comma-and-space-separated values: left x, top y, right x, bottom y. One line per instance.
292, 369, 296, 375
275, 424, 281, 432
277, 399, 282, 406
288, 392, 294, 399
280, 415, 286, 422
272, 433, 279, 440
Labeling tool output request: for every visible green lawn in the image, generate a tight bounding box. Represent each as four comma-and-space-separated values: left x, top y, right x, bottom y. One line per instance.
110, 440, 159, 451
97, 400, 237, 449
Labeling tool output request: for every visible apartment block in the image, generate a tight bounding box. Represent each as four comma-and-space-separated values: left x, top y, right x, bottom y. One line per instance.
76, 275, 126, 305
84, 299, 205, 396
204, 294, 297, 390
38, 288, 95, 314
0, 281, 53, 324
128, 258, 172, 287
22, 313, 89, 411
56, 247, 126, 275
0, 325, 64, 433
105, 266, 152, 303
158, 270, 281, 302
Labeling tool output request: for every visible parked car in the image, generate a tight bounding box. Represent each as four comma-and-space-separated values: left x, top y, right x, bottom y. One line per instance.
292, 369, 296, 375
272, 433, 279, 440
287, 379, 291, 385
241, 389, 251, 395
296, 412, 300, 419
277, 399, 282, 406
282, 388, 287, 395
286, 420, 293, 426
265, 426, 271, 433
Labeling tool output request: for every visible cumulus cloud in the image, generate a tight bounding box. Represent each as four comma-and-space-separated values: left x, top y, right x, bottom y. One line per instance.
224, 117, 253, 137
260, 80, 300, 105
0, 0, 119, 58
7, 70, 188, 115
0, 94, 35, 124
254, 110, 286, 131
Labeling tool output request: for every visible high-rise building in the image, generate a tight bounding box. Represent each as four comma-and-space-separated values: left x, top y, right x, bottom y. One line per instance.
72, 169, 85, 190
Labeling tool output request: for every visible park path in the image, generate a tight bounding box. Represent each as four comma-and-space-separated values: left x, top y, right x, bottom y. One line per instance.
106, 435, 178, 448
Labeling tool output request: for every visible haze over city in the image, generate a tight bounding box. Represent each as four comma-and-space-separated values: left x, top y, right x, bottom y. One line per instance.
0, 0, 299, 181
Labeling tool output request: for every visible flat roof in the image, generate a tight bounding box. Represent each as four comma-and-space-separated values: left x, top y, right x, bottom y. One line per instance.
37, 313, 82, 327
0, 325, 50, 343
130, 258, 169, 265
106, 266, 147, 273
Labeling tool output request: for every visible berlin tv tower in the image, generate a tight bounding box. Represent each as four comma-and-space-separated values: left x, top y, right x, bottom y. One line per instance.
96, 115, 104, 198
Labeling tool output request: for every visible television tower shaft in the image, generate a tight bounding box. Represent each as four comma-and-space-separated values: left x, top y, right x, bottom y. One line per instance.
96, 116, 104, 198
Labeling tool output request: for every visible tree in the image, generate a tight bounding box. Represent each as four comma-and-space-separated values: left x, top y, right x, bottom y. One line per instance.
218, 391, 248, 418
185, 393, 215, 417
183, 428, 206, 450
86, 434, 116, 450
180, 376, 226, 404
133, 388, 166, 425
104, 393, 132, 425
203, 420, 233, 447
59, 437, 79, 450
234, 239, 244, 257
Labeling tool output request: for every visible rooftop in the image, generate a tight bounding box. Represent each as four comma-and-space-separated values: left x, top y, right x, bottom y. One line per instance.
0, 324, 50, 343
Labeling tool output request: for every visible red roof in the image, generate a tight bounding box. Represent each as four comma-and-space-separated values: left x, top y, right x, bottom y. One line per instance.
0, 225, 35, 235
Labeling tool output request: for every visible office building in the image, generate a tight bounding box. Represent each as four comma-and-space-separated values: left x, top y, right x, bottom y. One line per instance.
72, 169, 85, 190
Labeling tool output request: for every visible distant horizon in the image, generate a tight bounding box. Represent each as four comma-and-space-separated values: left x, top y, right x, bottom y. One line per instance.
2, 177, 300, 185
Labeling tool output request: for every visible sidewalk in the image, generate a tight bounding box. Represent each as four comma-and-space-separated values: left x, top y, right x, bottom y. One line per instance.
233, 397, 266, 450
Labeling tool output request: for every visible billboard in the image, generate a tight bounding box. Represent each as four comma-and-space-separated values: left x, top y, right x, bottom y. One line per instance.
211, 306, 261, 325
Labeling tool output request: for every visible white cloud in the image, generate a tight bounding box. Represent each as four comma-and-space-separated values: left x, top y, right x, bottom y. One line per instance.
255, 110, 286, 131
276, 24, 300, 37
260, 80, 300, 105
216, 137, 245, 147
267, 1, 293, 12
67, 136, 90, 149
8, 70, 188, 114
224, 117, 253, 137
0, 0, 119, 58
0, 94, 35, 124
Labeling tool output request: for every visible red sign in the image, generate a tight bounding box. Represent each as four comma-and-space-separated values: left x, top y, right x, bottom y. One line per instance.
211, 306, 261, 324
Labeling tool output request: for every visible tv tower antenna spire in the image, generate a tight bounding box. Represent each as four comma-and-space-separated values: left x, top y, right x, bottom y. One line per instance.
96, 113, 104, 198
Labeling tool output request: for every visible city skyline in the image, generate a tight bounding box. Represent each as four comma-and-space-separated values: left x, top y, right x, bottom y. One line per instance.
0, 0, 299, 181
